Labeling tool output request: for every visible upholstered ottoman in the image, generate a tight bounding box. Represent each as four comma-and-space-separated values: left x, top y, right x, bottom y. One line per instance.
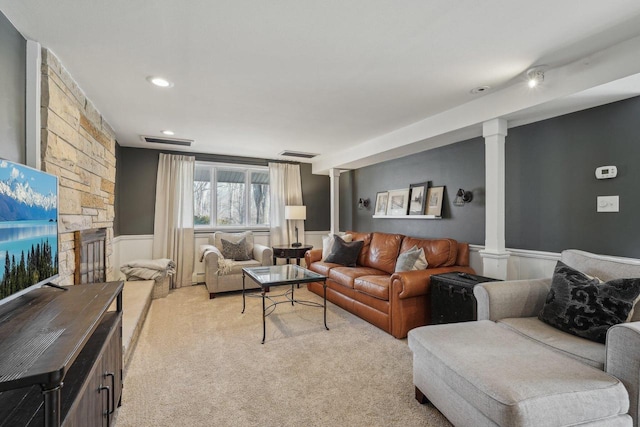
408, 321, 632, 427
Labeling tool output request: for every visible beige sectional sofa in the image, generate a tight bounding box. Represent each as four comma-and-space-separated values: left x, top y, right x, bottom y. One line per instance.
409, 249, 640, 426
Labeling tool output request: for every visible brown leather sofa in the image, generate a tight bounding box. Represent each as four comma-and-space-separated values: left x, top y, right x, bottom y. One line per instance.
305, 231, 474, 339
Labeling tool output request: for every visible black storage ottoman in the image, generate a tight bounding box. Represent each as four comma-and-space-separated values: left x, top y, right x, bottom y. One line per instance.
430, 272, 500, 324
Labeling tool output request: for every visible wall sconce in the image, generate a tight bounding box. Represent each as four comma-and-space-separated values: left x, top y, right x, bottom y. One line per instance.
358, 198, 370, 209
453, 189, 473, 206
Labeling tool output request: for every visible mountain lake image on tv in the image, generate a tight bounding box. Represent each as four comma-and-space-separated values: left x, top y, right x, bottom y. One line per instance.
0, 159, 58, 300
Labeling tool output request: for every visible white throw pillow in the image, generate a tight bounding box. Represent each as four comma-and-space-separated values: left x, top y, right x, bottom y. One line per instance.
413, 247, 428, 270
395, 246, 428, 272
322, 233, 352, 260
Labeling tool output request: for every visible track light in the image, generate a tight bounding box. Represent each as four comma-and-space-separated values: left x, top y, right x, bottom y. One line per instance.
526, 67, 545, 88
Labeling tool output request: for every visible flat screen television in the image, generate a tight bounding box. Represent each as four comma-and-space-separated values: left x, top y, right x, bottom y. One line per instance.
0, 159, 58, 305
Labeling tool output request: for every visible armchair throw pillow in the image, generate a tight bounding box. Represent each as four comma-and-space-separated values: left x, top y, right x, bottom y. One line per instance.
324, 235, 363, 267
211, 231, 254, 254
538, 261, 640, 343
221, 237, 251, 261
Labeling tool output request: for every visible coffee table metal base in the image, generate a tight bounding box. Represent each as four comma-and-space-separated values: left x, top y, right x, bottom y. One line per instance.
242, 273, 328, 344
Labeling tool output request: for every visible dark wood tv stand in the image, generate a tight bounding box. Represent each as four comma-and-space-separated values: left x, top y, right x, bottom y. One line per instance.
0, 281, 124, 427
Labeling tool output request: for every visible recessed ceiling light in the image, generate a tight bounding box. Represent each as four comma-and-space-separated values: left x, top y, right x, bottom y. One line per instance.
470, 86, 491, 94
161, 130, 175, 136
146, 76, 174, 88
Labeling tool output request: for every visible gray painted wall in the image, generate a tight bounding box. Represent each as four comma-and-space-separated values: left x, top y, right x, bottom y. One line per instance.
345, 138, 486, 245
345, 96, 640, 258
115, 146, 330, 235
506, 96, 640, 257
116, 147, 158, 235
300, 164, 330, 231
0, 11, 26, 163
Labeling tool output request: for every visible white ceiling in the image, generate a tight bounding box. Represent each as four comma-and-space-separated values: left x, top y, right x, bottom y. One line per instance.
2, 1, 640, 173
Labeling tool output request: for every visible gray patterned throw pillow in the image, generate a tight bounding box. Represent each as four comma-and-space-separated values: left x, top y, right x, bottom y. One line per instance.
221, 238, 251, 261
538, 261, 640, 343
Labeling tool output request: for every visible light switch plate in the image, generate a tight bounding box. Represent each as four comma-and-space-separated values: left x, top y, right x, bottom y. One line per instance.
597, 196, 619, 212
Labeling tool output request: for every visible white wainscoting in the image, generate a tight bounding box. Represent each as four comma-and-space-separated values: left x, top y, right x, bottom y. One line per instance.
113, 230, 329, 284
113, 233, 560, 285
470, 245, 560, 280
112, 234, 154, 281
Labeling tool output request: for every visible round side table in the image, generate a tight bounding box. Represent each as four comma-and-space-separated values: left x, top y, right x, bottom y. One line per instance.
272, 244, 313, 266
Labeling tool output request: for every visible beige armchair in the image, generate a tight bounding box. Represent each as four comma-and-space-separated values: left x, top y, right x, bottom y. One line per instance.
200, 231, 273, 299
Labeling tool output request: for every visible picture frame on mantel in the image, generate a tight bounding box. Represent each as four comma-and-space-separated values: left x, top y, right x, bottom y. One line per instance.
386, 189, 410, 216
426, 186, 445, 217
408, 182, 428, 215
374, 191, 389, 216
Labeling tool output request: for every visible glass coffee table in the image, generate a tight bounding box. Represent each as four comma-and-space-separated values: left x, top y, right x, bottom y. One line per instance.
242, 264, 328, 344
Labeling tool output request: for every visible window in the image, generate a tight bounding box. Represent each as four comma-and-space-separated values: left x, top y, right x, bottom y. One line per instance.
194, 163, 269, 228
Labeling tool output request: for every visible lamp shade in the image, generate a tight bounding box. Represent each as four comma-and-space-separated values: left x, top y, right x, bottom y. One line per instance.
285, 205, 306, 220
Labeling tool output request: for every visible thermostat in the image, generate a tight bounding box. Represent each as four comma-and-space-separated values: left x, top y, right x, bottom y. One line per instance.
595, 166, 617, 179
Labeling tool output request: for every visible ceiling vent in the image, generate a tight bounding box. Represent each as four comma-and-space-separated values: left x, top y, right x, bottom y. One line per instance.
141, 135, 193, 146
279, 150, 318, 159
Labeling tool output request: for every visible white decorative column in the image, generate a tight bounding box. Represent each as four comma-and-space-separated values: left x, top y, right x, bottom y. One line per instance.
480, 118, 510, 279
329, 168, 340, 235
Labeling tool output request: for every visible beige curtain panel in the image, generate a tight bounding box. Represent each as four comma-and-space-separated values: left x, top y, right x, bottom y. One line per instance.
153, 153, 195, 288
268, 162, 303, 247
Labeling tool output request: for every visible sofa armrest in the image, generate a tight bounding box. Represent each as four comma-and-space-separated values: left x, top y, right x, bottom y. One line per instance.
253, 243, 273, 266
606, 322, 640, 425
305, 248, 323, 266
390, 266, 474, 299
202, 247, 222, 288
390, 270, 431, 299
199, 244, 219, 262
387, 267, 473, 339
474, 278, 551, 321
201, 245, 222, 263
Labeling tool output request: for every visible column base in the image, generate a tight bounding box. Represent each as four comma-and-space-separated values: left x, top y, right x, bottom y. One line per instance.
479, 249, 510, 280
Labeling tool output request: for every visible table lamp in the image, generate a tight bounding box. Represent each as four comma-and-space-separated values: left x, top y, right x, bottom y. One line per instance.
285, 205, 306, 247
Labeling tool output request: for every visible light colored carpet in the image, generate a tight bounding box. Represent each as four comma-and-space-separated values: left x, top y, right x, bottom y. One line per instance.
114, 284, 452, 427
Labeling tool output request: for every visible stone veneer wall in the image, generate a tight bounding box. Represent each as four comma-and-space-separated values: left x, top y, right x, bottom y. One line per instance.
40, 49, 116, 286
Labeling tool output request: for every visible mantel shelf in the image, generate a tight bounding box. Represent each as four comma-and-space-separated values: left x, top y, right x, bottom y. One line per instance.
372, 215, 442, 219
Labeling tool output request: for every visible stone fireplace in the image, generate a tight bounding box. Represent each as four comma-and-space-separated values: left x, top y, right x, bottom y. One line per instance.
40, 49, 116, 286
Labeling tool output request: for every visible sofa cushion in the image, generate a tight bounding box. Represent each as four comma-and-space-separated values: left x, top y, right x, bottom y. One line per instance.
408, 321, 629, 427
498, 317, 605, 369
346, 231, 372, 266
354, 275, 391, 300
308, 261, 341, 276
400, 237, 458, 268
539, 261, 640, 343
324, 236, 364, 267
222, 259, 262, 275
365, 232, 403, 274
329, 267, 387, 289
